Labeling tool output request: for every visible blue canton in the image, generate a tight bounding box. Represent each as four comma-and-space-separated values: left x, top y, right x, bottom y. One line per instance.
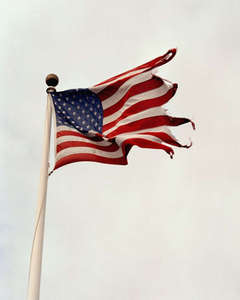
51, 89, 103, 134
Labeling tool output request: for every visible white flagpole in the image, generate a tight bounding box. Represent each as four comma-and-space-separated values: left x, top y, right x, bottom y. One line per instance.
27, 74, 59, 300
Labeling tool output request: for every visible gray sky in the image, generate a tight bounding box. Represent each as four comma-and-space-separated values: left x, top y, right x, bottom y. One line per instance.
1, 0, 240, 299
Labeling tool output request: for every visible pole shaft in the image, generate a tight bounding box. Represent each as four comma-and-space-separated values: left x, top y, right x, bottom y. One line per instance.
27, 93, 52, 300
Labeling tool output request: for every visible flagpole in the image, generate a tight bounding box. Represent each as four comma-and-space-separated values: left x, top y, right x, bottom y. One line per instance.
27, 74, 59, 300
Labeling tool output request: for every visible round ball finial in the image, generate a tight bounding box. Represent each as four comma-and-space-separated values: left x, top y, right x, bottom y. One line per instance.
46, 73, 59, 87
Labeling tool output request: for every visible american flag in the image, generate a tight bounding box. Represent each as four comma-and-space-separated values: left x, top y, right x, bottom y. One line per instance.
51, 49, 194, 171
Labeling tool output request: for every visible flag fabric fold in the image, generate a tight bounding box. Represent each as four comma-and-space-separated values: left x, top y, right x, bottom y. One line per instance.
50, 49, 194, 171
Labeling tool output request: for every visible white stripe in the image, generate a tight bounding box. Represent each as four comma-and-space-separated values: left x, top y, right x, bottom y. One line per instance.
115, 133, 164, 146
115, 126, 176, 146
57, 125, 81, 133
57, 134, 112, 147
56, 145, 124, 161
103, 80, 173, 125
89, 68, 149, 94
103, 106, 167, 136
99, 71, 153, 110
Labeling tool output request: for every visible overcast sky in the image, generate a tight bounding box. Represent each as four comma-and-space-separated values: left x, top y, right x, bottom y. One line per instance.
1, 0, 240, 299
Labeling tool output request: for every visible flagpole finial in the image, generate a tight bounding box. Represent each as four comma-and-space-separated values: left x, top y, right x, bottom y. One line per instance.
46, 73, 59, 93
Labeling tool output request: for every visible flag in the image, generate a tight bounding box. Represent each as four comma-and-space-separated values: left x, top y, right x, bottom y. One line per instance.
50, 49, 194, 171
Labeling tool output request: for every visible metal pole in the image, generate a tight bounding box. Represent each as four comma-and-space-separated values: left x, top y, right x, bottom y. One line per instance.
27, 74, 59, 300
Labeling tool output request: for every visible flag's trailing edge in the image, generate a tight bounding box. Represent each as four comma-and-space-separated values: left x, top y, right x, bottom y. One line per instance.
50, 49, 195, 171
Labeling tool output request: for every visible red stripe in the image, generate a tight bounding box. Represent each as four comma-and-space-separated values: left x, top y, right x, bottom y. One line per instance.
107, 116, 192, 138
122, 137, 174, 158
57, 130, 88, 138
103, 84, 177, 132
54, 153, 127, 170
140, 131, 192, 148
134, 49, 176, 70
57, 141, 119, 153
102, 77, 164, 118
57, 130, 105, 141
94, 49, 176, 87
96, 73, 141, 101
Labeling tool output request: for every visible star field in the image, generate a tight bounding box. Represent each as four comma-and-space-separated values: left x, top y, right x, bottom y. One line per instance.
51, 88, 103, 134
